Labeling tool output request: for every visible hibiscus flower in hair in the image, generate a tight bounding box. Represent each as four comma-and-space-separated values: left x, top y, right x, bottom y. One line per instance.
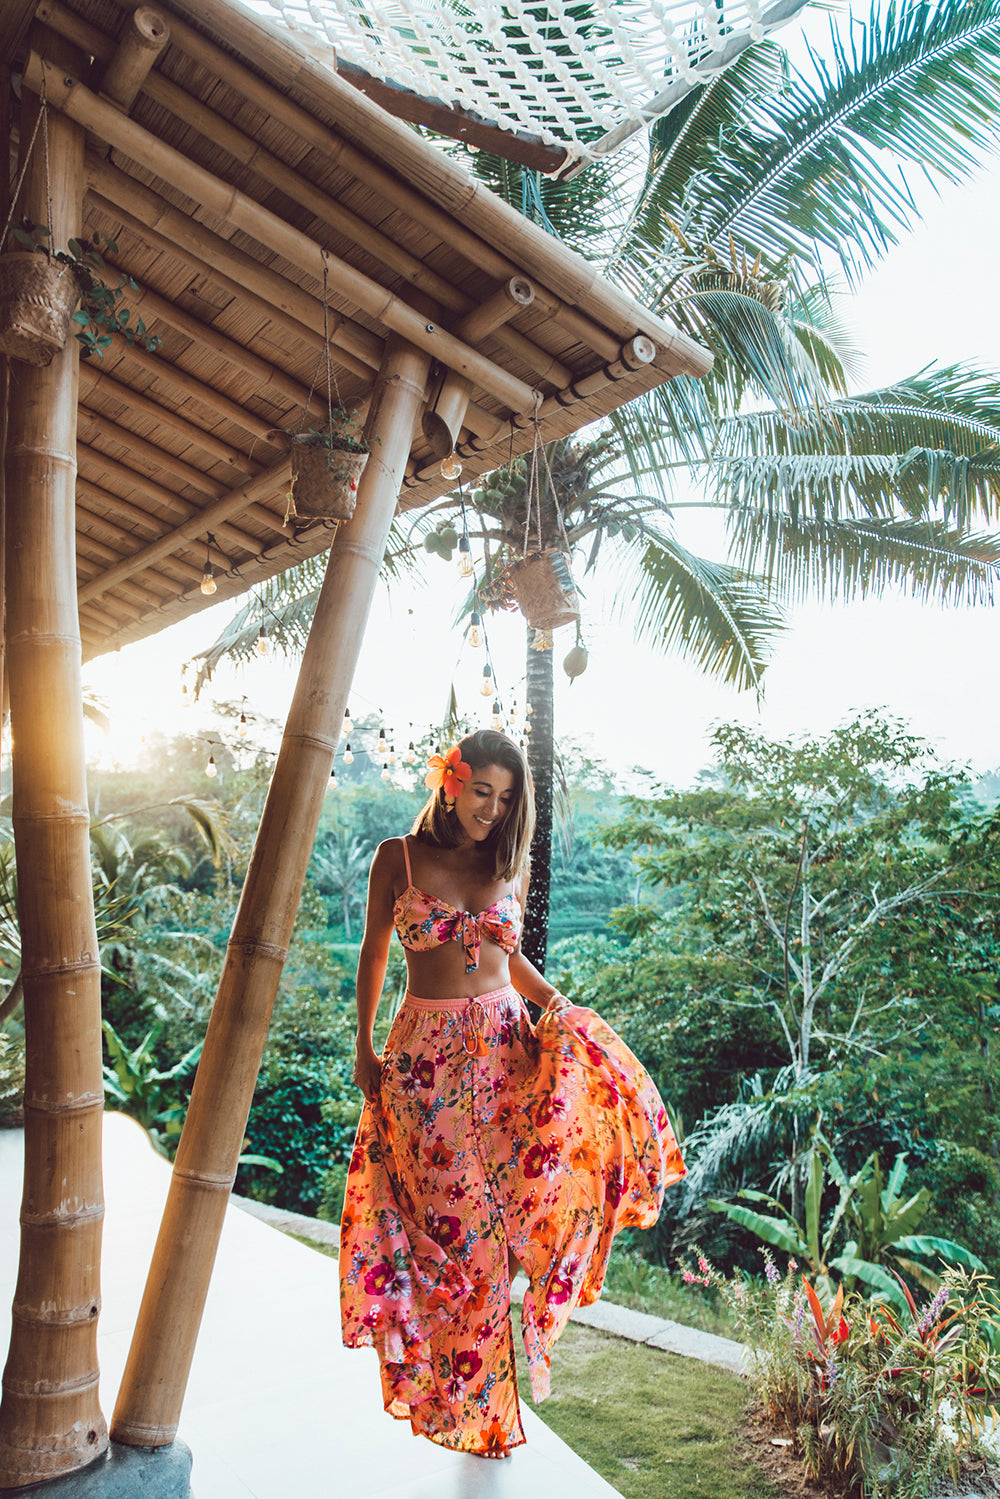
425, 746, 472, 799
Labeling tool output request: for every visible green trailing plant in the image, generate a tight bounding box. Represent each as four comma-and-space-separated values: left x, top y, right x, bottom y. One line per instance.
685, 1249, 1000, 1498
10, 221, 161, 360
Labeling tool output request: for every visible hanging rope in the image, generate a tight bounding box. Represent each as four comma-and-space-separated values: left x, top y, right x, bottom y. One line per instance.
0, 69, 51, 253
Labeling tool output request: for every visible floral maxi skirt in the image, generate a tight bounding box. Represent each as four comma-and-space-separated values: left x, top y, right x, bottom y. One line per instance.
339, 985, 686, 1457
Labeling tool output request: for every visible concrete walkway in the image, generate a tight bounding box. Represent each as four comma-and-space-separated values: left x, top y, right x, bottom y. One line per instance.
236, 1195, 749, 1376
0, 1115, 620, 1499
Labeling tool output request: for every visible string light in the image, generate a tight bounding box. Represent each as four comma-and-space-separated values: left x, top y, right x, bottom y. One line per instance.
255, 624, 270, 657
239, 697, 248, 738
440, 451, 462, 481
523, 718, 532, 736
491, 700, 504, 731
480, 664, 493, 698
404, 741, 417, 765
205, 754, 217, 778
389, 743, 397, 765
468, 611, 484, 649
380, 762, 391, 782
343, 743, 354, 765
200, 537, 217, 596
457, 533, 474, 579
377, 729, 388, 757
327, 767, 337, 791
342, 708, 353, 737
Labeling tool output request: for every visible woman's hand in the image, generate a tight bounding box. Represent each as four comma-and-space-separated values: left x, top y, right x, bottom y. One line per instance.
353, 1042, 383, 1104
545, 992, 572, 1015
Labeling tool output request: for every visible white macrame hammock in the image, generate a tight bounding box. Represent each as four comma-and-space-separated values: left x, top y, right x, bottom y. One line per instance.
246, 0, 808, 172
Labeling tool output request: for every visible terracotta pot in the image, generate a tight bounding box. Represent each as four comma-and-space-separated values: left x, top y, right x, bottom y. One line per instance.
510, 549, 581, 630
0, 254, 80, 366
288, 438, 369, 521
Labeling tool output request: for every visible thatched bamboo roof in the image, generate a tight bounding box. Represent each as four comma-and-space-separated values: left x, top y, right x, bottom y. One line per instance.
4, 0, 712, 661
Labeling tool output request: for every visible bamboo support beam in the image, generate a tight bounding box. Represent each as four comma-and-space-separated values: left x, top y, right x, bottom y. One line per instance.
111, 334, 431, 1445
75, 483, 203, 586
99, 7, 169, 112
79, 277, 329, 429
26, 54, 539, 417
78, 363, 261, 476
76, 459, 289, 605
76, 443, 264, 557
85, 169, 381, 381
78, 413, 284, 541
0, 44, 109, 1486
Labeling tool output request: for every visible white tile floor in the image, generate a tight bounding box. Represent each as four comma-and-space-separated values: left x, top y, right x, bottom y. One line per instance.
0, 1114, 620, 1498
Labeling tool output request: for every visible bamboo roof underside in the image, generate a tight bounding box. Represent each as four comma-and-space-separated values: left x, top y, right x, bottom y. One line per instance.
5, 0, 713, 661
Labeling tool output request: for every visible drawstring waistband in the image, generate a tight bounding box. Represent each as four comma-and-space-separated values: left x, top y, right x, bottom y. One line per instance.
403, 985, 520, 1057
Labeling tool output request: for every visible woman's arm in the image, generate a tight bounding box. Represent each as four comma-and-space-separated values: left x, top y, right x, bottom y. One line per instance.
352, 840, 400, 1102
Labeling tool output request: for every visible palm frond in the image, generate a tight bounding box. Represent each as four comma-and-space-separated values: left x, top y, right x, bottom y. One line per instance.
617, 524, 786, 692
716, 364, 1000, 531
681, 0, 1000, 280
725, 510, 1000, 604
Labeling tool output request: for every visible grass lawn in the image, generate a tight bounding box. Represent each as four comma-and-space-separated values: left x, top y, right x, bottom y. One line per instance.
521, 1324, 778, 1499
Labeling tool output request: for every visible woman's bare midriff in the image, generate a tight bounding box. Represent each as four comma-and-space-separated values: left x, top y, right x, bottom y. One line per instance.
401, 941, 514, 1002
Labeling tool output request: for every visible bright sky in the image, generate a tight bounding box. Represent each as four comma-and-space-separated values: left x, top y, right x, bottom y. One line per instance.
82, 21, 1000, 791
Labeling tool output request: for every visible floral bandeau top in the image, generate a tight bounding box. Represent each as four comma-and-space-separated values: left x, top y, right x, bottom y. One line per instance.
391, 837, 521, 973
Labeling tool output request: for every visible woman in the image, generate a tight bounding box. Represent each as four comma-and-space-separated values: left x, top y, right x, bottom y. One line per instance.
339, 729, 685, 1459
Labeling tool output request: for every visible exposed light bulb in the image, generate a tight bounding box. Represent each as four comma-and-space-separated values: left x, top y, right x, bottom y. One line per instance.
491, 701, 504, 731
480, 664, 493, 698
525, 702, 534, 716
343, 743, 354, 765
404, 741, 416, 766
327, 768, 337, 791
380, 763, 391, 782
239, 712, 248, 738
200, 564, 217, 596
255, 624, 270, 657
377, 731, 388, 756
440, 451, 462, 481
468, 610, 484, 649
523, 719, 532, 735
457, 533, 474, 579
389, 744, 397, 765
342, 709, 353, 737
205, 754, 217, 778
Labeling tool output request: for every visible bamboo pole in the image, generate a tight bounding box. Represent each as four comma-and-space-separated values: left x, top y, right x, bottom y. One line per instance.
78, 363, 262, 476
87, 171, 380, 383
98, 7, 169, 112
25, 54, 539, 418
78, 421, 281, 545
0, 42, 109, 1487
76, 459, 289, 606
111, 334, 431, 1445
424, 277, 537, 458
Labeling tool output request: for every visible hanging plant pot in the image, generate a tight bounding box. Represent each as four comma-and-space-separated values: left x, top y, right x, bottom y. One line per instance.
510, 549, 581, 631
287, 437, 370, 522
0, 253, 80, 366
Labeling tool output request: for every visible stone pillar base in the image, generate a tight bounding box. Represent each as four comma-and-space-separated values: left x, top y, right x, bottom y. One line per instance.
0, 1442, 193, 1498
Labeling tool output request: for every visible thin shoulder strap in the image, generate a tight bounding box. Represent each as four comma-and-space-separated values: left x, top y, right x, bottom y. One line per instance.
399, 835, 413, 886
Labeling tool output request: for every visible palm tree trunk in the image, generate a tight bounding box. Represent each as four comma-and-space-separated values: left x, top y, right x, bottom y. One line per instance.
0, 55, 109, 1487
342, 889, 352, 941
110, 336, 430, 1448
522, 625, 554, 972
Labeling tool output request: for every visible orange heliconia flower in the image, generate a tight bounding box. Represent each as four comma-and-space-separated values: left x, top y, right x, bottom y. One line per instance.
425, 745, 473, 799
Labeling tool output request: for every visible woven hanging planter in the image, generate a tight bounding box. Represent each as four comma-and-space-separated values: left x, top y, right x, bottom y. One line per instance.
288, 437, 369, 521
510, 549, 580, 631
0, 254, 80, 366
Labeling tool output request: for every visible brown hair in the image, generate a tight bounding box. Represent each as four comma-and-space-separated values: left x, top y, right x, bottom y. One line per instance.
411, 729, 535, 881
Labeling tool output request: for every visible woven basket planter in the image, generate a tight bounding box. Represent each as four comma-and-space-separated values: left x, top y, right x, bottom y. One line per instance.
288, 438, 369, 521
510, 549, 580, 630
0, 254, 80, 366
